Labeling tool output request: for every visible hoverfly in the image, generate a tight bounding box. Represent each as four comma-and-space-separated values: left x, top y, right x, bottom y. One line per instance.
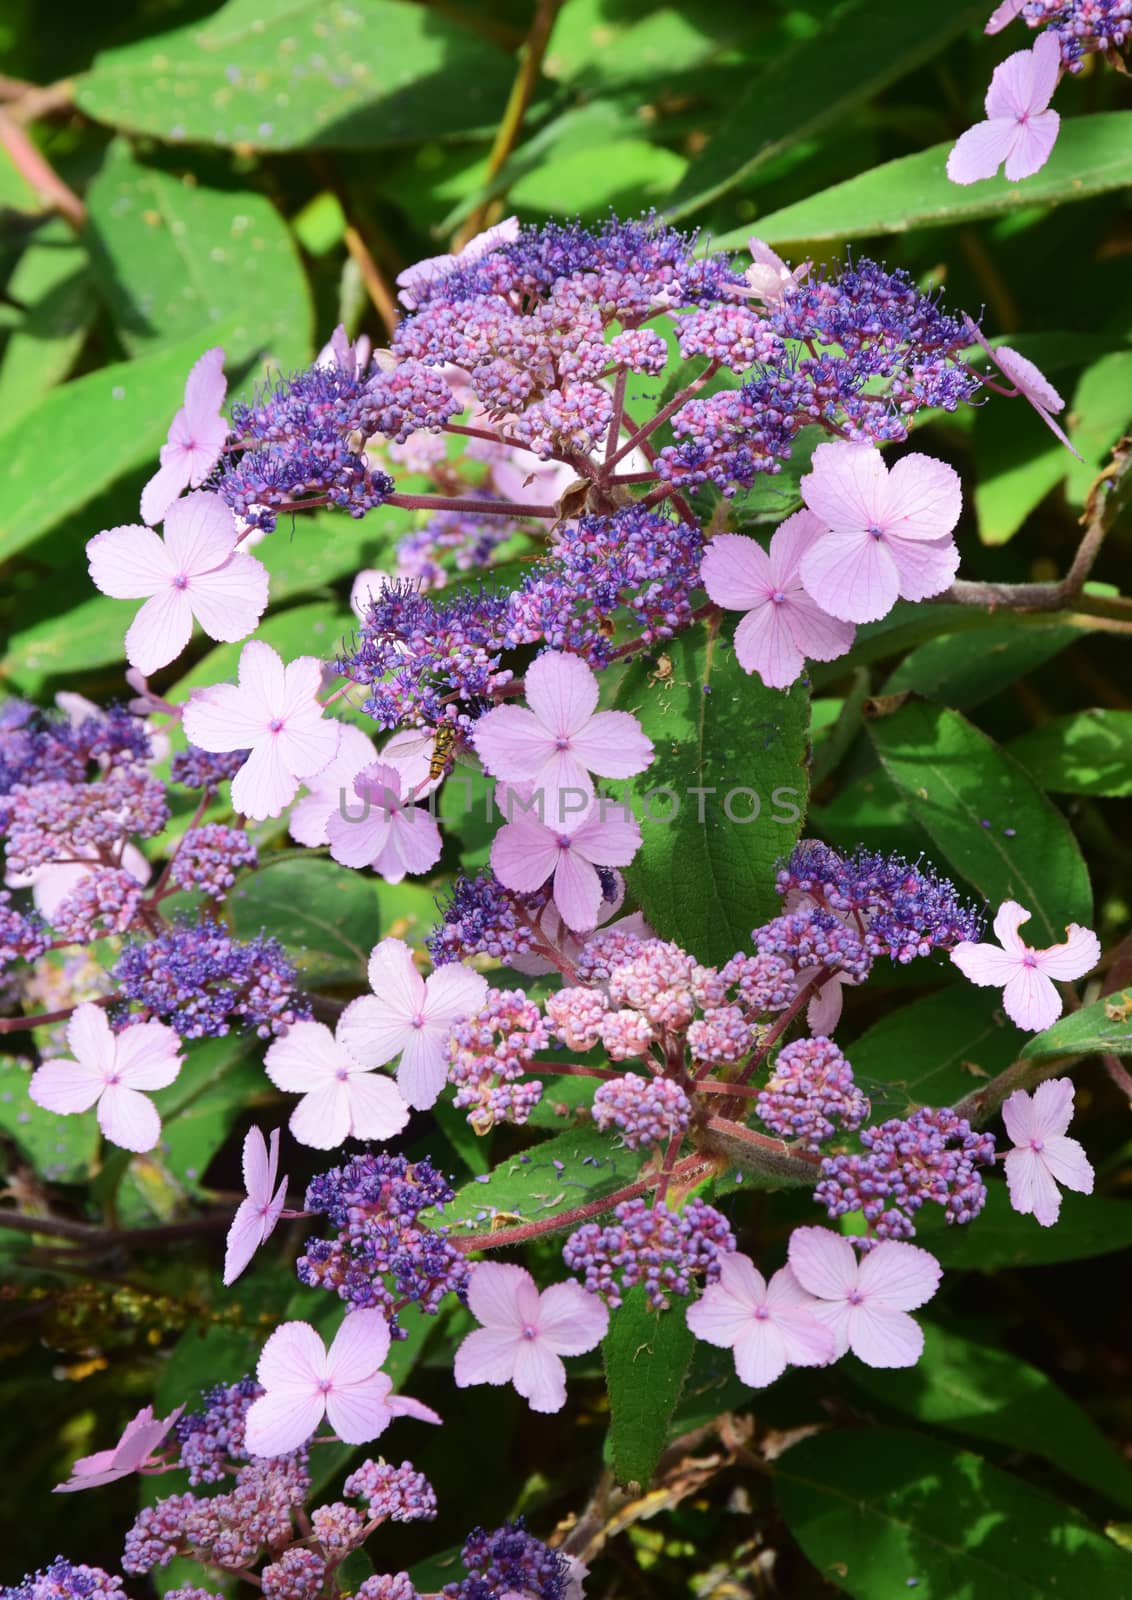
428, 723, 459, 781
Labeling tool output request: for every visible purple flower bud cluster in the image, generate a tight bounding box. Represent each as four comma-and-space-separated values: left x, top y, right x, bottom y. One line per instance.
1024, 0, 1132, 66
113, 919, 307, 1038
574, 926, 648, 984
343, 1459, 438, 1523
261, 1548, 325, 1600
593, 1072, 690, 1150
754, 908, 873, 984
426, 870, 541, 967
1, 703, 149, 831
545, 986, 608, 1051
309, 1503, 365, 1560
0, 890, 48, 967
815, 1106, 997, 1241
357, 1577, 417, 1600
756, 1036, 869, 1148
174, 1376, 263, 1485
563, 1197, 735, 1310
442, 1518, 570, 1600
170, 825, 258, 897
170, 745, 249, 792
123, 1456, 311, 1575
50, 867, 144, 943
5, 769, 168, 877
447, 987, 548, 1132
2, 1560, 126, 1600
717, 950, 797, 1012
686, 1004, 754, 1065
298, 1153, 467, 1333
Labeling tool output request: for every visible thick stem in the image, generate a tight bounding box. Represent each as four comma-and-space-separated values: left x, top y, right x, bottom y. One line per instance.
0, 1209, 232, 1246
0, 994, 115, 1035
0, 108, 84, 227
384, 491, 555, 519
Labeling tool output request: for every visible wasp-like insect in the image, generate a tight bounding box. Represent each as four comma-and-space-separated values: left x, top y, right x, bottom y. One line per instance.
428, 724, 459, 781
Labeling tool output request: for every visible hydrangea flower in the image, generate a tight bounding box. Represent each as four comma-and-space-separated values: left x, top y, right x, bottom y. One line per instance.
799, 443, 962, 625
54, 1404, 184, 1493
223, 1126, 289, 1286
947, 31, 1061, 184
244, 1310, 441, 1457
338, 937, 488, 1109
264, 1018, 411, 1149
950, 900, 1100, 1031
28, 1003, 183, 1153
700, 511, 855, 688
1002, 1077, 1094, 1224
140, 346, 228, 526
968, 320, 1082, 456
473, 651, 653, 810
686, 1253, 835, 1387
491, 786, 641, 933
788, 1227, 941, 1367
453, 1263, 608, 1414
326, 761, 443, 882
182, 641, 341, 821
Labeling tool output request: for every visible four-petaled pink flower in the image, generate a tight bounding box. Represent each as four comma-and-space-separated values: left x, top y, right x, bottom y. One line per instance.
338, 937, 488, 1110
788, 1227, 941, 1368
396, 217, 520, 309
244, 1310, 441, 1457
326, 761, 443, 882
453, 1263, 609, 1414
737, 237, 810, 305
289, 723, 380, 848
799, 443, 962, 625
686, 1252, 835, 1387
264, 1018, 411, 1149
182, 640, 341, 821
54, 1403, 184, 1493
947, 31, 1061, 185
1002, 1077, 1094, 1226
29, 1003, 183, 1153
967, 319, 1082, 457
491, 786, 642, 934
223, 1126, 289, 1285
473, 651, 653, 811
701, 512, 856, 689
950, 900, 1100, 1032
140, 346, 229, 526
87, 491, 269, 676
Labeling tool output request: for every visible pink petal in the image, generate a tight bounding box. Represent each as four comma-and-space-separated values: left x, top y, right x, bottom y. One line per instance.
367, 936, 428, 1019
784, 589, 856, 664
787, 1227, 858, 1300
455, 1326, 522, 1388
113, 1020, 182, 1091
97, 1084, 162, 1152
459, 216, 520, 262
776, 1305, 838, 1368
328, 1306, 391, 1384
325, 1377, 395, 1445
223, 1196, 269, 1285
491, 817, 560, 893
807, 971, 850, 1035
242, 1125, 277, 1203
474, 705, 555, 782
1002, 1087, 1040, 1147
140, 456, 192, 527
567, 809, 641, 867
881, 454, 963, 542
567, 711, 653, 780
734, 599, 806, 688
731, 1319, 790, 1388
468, 1264, 535, 1329
276, 711, 340, 789
987, 41, 1043, 119
949, 940, 1023, 988
993, 346, 1065, 415
289, 1082, 353, 1149
1032, 924, 1101, 982
1001, 965, 1063, 1031
385, 1393, 442, 1426
289, 726, 379, 848
344, 1071, 411, 1141
338, 996, 416, 1073
395, 1029, 451, 1110
264, 1019, 343, 1092
182, 346, 228, 435
553, 849, 602, 933
237, 639, 286, 714
66, 1002, 115, 1076
511, 1339, 568, 1413
375, 808, 444, 882
847, 1303, 924, 1367
857, 1240, 941, 1311
986, 0, 1025, 32
259, 1320, 326, 1390
87, 524, 174, 599
188, 552, 270, 644
534, 1281, 609, 1356
231, 737, 299, 820
524, 651, 599, 738
327, 806, 393, 869
1040, 1134, 1094, 1195
1028, 1076, 1075, 1138
687, 1286, 758, 1350
889, 533, 961, 605
799, 528, 901, 625
1026, 29, 1062, 112
801, 442, 888, 535
947, 117, 1018, 184
1005, 1146, 1063, 1225
162, 491, 237, 574
245, 1389, 325, 1457
28, 1057, 105, 1115
807, 1297, 852, 1358
124, 587, 195, 675
182, 682, 267, 753
700, 534, 772, 612
422, 963, 490, 1027
768, 509, 827, 588
1004, 108, 1059, 181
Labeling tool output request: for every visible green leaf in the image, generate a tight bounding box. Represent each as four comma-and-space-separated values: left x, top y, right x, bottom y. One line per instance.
867, 699, 1092, 942
84, 140, 312, 365
230, 855, 381, 987
508, 138, 687, 214
1009, 711, 1132, 798
712, 113, 1132, 247
0, 315, 247, 566
1065, 351, 1132, 504
920, 1182, 1132, 1268
666, 0, 982, 219
603, 1285, 696, 1489
612, 620, 810, 966
433, 1125, 642, 1234
880, 617, 1084, 710
846, 987, 1022, 1117
775, 1427, 1132, 1599
0, 220, 95, 424
0, 1054, 98, 1183
74, 0, 513, 152
973, 394, 1067, 547
148, 1034, 264, 1190
850, 1322, 1132, 1511
1021, 992, 1132, 1063
2, 592, 145, 690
